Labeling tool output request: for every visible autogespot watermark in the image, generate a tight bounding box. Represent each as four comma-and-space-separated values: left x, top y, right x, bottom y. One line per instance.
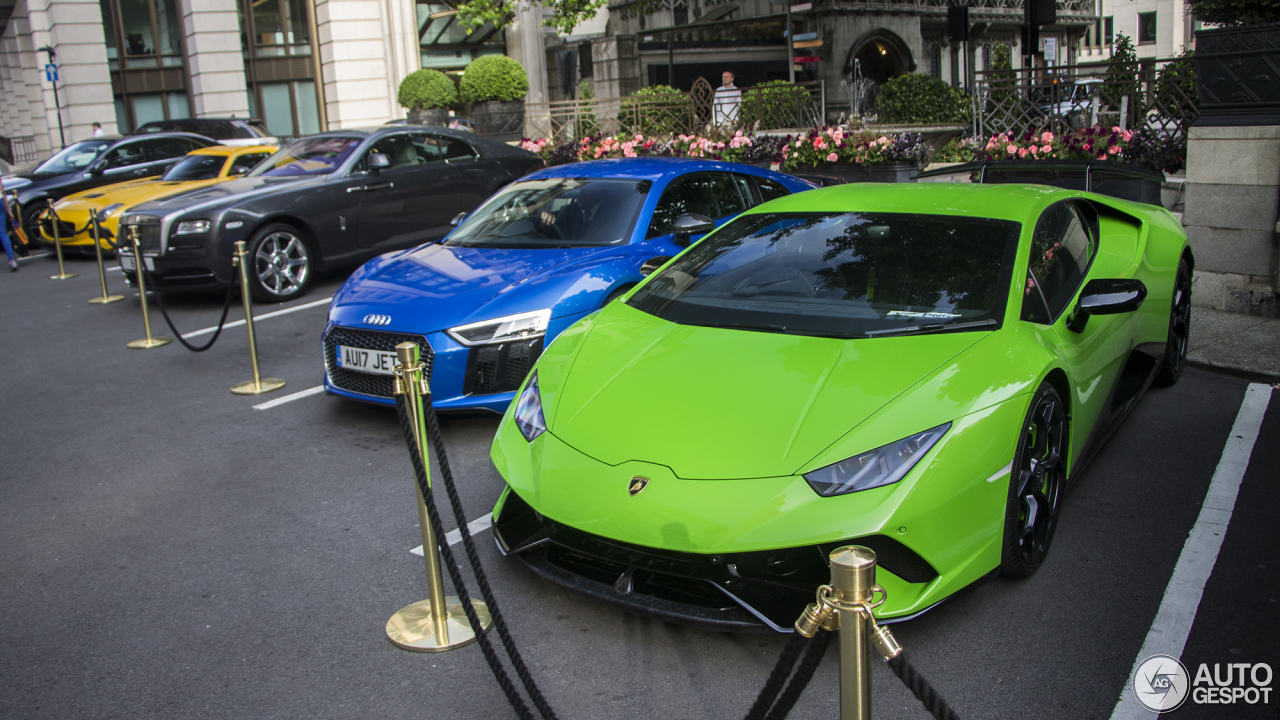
1132, 655, 1273, 712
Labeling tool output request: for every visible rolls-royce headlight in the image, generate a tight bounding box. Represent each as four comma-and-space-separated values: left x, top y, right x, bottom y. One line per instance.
803, 424, 951, 497
447, 309, 551, 346
174, 220, 211, 235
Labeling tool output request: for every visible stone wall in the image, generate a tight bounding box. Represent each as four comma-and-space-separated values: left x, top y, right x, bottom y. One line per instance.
1182, 126, 1279, 317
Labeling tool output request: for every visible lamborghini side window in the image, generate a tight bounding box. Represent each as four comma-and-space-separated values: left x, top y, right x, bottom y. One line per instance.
1021, 270, 1052, 324
1023, 202, 1095, 323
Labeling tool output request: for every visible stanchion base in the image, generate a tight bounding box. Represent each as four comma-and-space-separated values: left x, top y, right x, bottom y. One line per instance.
127, 337, 172, 349
50, 272, 79, 280
387, 597, 491, 652
230, 378, 286, 395
89, 295, 125, 304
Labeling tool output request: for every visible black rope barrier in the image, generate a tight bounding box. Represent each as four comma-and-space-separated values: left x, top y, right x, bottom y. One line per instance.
394, 395, 552, 720
886, 653, 961, 720
744, 633, 808, 720
144, 272, 238, 353
763, 631, 832, 720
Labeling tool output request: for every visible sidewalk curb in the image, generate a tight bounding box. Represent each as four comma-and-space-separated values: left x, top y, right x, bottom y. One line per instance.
1187, 359, 1280, 386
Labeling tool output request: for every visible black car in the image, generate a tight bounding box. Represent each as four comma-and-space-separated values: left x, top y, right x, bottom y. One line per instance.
118, 126, 544, 302
133, 117, 275, 146
7, 132, 217, 239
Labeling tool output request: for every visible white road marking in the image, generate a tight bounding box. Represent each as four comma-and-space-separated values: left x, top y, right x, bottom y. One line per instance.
107, 265, 121, 272
1109, 383, 1272, 720
411, 515, 493, 555
253, 384, 324, 410
16, 252, 51, 263
985, 460, 1013, 483
184, 296, 331, 338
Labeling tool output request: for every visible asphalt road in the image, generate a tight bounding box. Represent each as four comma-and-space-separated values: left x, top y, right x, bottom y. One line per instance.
1, 251, 1276, 720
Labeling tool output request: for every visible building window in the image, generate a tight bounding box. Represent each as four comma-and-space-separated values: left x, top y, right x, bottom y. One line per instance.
247, 0, 312, 57
1104, 17, 1114, 46
99, 0, 189, 130
674, 4, 688, 25
1138, 12, 1156, 44
236, 0, 323, 137
929, 45, 941, 79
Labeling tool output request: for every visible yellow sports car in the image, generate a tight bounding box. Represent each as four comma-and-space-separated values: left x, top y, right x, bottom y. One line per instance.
41, 144, 276, 250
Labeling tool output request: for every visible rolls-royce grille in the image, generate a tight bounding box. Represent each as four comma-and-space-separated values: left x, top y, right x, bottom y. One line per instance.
120, 222, 162, 253
463, 338, 543, 396
323, 326, 434, 399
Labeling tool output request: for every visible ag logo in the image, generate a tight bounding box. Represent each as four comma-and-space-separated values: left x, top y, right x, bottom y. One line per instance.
1134, 654, 1190, 712
628, 476, 649, 496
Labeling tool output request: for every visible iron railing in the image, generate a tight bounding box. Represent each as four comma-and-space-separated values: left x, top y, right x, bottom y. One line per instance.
0, 135, 39, 166
525, 78, 824, 141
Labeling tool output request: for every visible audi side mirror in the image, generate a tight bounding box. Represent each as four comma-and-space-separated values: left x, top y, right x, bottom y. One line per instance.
368, 153, 391, 174
450, 211, 467, 228
1067, 278, 1147, 333
672, 213, 715, 247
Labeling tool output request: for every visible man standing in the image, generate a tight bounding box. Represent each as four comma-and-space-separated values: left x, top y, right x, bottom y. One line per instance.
714, 71, 741, 125
92, 122, 105, 138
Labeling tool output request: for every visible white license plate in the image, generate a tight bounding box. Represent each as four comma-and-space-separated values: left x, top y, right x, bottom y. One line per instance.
118, 255, 153, 271
336, 345, 399, 376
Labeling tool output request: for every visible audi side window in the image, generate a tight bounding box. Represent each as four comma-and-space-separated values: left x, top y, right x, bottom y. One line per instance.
646, 173, 750, 239
1023, 202, 1096, 323
754, 177, 792, 204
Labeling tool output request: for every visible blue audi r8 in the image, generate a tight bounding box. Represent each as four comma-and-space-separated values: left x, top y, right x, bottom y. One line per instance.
322, 157, 816, 412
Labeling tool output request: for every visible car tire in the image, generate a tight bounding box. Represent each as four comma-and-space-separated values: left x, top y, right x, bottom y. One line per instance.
1000, 381, 1068, 578
23, 199, 50, 245
602, 284, 633, 307
1153, 258, 1192, 387
245, 223, 313, 303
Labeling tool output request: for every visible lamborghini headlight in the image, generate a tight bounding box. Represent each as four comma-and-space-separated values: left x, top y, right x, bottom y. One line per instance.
803, 423, 951, 497
514, 371, 547, 442
447, 309, 551, 346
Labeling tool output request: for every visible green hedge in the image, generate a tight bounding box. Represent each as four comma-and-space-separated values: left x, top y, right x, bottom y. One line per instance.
874, 73, 972, 124
460, 55, 529, 103
620, 85, 688, 137
397, 69, 457, 110
738, 80, 804, 130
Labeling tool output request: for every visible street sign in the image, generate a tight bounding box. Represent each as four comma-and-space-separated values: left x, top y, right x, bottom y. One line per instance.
1043, 37, 1057, 67
786, 31, 817, 41
793, 39, 823, 48
790, 3, 811, 10
44, 63, 57, 83
793, 56, 821, 63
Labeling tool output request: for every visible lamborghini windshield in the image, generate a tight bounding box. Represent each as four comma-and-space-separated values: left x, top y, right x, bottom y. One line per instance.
445, 177, 651, 248
627, 212, 1020, 338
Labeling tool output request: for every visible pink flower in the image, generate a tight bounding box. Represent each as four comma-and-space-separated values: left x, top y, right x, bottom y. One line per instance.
1041, 131, 1054, 143
792, 152, 799, 158
855, 156, 864, 163
1042, 144, 1053, 153
1029, 145, 1039, 154
1098, 153, 1107, 160
1006, 144, 1018, 155
826, 152, 838, 162
1108, 145, 1120, 155
1019, 148, 1030, 158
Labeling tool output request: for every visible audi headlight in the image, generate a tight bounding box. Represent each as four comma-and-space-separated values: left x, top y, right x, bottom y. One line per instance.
803, 423, 950, 497
514, 371, 547, 442
174, 220, 211, 235
447, 309, 551, 346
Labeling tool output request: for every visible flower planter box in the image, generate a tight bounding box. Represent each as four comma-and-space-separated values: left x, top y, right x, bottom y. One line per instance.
791, 161, 920, 183
407, 108, 450, 126
1194, 22, 1280, 126
472, 101, 525, 140
916, 159, 1164, 205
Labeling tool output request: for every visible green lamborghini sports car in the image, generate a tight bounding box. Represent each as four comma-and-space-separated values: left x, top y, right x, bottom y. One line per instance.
488, 181, 1192, 632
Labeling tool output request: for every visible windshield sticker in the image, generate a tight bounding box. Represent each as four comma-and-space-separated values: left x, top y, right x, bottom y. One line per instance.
885, 311, 963, 319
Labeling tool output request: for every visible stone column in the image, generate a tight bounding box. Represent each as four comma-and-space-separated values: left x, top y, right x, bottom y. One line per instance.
508, 3, 548, 137
23, 0, 117, 147
9, 5, 55, 155
313, 0, 404, 128
1182, 126, 1280, 317
178, 0, 251, 118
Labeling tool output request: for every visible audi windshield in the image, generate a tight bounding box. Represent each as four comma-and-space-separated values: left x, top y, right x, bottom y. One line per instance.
627, 212, 1020, 338
445, 177, 652, 248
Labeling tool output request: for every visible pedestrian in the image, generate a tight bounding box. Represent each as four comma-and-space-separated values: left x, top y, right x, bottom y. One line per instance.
92, 121, 105, 138
713, 71, 741, 125
0, 177, 18, 271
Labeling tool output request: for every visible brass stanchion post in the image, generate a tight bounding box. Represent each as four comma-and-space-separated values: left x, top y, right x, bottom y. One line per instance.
88, 209, 123, 304
230, 241, 285, 395
48, 206, 77, 280
125, 225, 171, 349
831, 546, 877, 720
386, 341, 492, 652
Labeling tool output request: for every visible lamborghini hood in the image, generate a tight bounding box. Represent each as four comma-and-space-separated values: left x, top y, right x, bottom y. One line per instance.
548, 303, 988, 480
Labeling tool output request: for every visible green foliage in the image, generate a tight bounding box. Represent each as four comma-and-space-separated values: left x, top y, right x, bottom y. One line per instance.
397, 69, 458, 110
874, 73, 972, 124
986, 43, 1016, 112
1185, 0, 1280, 25
1106, 34, 1140, 126
1156, 49, 1198, 107
460, 54, 530, 103
738, 80, 805, 130
620, 85, 689, 137
457, 0, 609, 35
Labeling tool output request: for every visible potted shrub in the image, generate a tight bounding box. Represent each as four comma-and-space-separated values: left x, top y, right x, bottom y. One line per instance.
783, 128, 931, 182
874, 73, 972, 125
738, 80, 807, 131
619, 85, 689, 138
398, 69, 457, 126
1186, 0, 1280, 125
461, 55, 530, 138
